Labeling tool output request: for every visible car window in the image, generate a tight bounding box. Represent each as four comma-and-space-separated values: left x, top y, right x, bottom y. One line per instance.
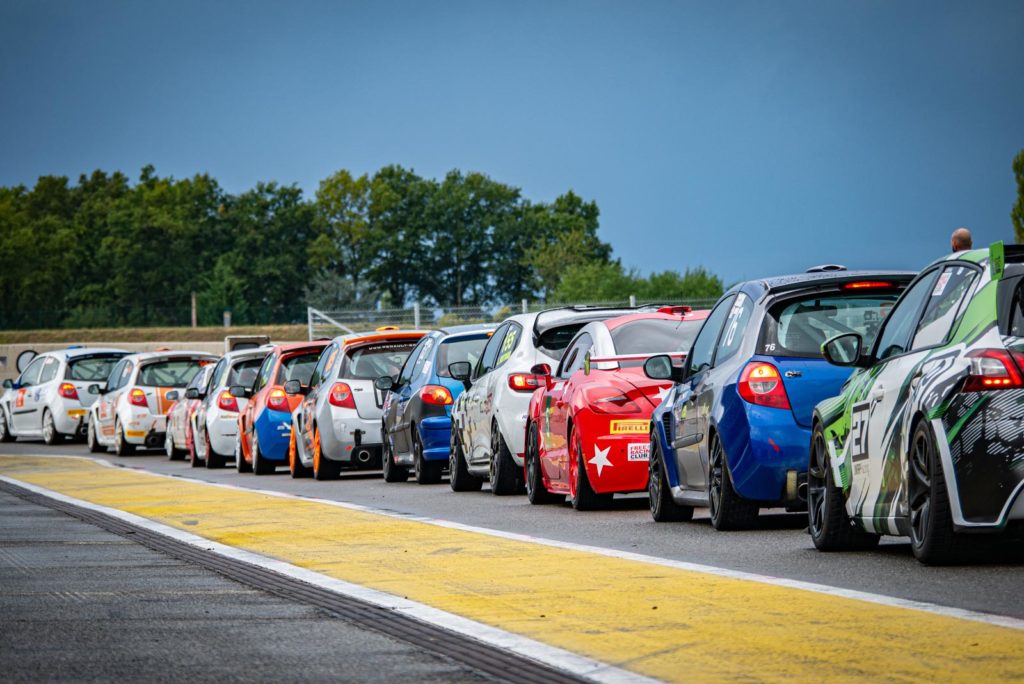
874, 270, 940, 360
476, 324, 509, 377
38, 357, 61, 384
137, 360, 204, 388
19, 357, 46, 386
254, 354, 275, 391
911, 265, 979, 350
67, 355, 123, 382
186, 367, 209, 392
228, 357, 265, 389
209, 359, 228, 389
611, 318, 703, 356
309, 344, 336, 388
117, 361, 134, 388
340, 341, 419, 380
105, 360, 127, 390
276, 352, 321, 386
495, 323, 523, 368
557, 334, 590, 379
437, 336, 490, 378
398, 339, 428, 385
687, 295, 736, 375
715, 294, 754, 366
410, 338, 435, 380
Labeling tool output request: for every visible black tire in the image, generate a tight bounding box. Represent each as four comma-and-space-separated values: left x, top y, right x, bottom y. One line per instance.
382, 429, 409, 483
42, 409, 63, 445
649, 434, 694, 522
288, 426, 311, 479
235, 437, 253, 473
166, 430, 185, 461
412, 428, 442, 485
525, 421, 563, 504
312, 427, 341, 481
708, 434, 758, 530
0, 408, 13, 443
488, 423, 521, 496
909, 421, 962, 565
86, 416, 104, 453
204, 431, 225, 469
114, 421, 135, 457
808, 423, 880, 551
449, 428, 483, 492
252, 433, 274, 475
570, 430, 613, 511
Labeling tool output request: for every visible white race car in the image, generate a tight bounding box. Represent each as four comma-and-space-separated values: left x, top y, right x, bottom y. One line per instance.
449, 307, 641, 494
0, 347, 129, 444
86, 351, 219, 455
191, 347, 270, 468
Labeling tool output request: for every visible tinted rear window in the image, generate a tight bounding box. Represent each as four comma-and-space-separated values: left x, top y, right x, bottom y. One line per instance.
227, 358, 264, 389
66, 355, 124, 382
137, 360, 208, 388
536, 324, 586, 356
340, 342, 418, 380
998, 273, 1024, 336
437, 336, 490, 378
610, 319, 704, 357
759, 292, 901, 358
276, 352, 321, 385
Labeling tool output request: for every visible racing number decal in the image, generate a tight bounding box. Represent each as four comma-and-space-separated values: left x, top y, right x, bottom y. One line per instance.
849, 401, 870, 463
496, 331, 517, 366
15, 388, 26, 409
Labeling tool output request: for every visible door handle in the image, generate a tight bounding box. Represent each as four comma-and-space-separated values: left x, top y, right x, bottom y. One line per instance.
910, 371, 923, 389
869, 386, 885, 403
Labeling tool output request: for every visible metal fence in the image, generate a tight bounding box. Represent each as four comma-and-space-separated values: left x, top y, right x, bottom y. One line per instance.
307, 298, 720, 340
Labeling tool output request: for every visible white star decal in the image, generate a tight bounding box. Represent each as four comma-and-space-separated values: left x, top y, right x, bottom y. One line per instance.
654, 385, 670, 402
589, 444, 613, 476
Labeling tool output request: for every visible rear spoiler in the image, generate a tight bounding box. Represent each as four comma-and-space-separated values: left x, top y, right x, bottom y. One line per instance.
989, 241, 1024, 280
586, 351, 687, 373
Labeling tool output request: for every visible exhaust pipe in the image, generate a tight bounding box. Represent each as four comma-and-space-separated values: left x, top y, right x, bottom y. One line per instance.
355, 449, 373, 464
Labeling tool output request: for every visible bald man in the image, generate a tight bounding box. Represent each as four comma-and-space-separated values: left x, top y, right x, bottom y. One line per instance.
951, 227, 973, 252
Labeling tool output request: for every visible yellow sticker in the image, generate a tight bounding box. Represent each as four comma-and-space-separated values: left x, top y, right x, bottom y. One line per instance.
610, 420, 647, 434
66, 409, 87, 417
126, 430, 146, 438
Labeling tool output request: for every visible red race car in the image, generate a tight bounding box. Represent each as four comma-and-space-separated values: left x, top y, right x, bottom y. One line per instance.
525, 307, 710, 510
233, 341, 328, 475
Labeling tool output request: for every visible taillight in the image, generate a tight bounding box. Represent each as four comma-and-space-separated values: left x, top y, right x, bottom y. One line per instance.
962, 349, 1024, 392
59, 383, 79, 400
583, 385, 641, 413
267, 389, 289, 411
218, 390, 239, 412
329, 382, 356, 409
738, 362, 791, 409
508, 373, 544, 392
420, 385, 453, 405
129, 388, 148, 408
842, 281, 893, 290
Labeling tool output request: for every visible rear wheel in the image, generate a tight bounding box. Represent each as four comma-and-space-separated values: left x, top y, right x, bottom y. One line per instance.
204, 431, 225, 469
0, 409, 12, 443
526, 422, 563, 505
312, 426, 340, 481
288, 427, 311, 478
708, 435, 758, 530
252, 432, 274, 475
569, 430, 612, 511
382, 430, 409, 483
235, 436, 252, 473
412, 428, 442, 484
187, 423, 203, 468
86, 416, 104, 453
808, 423, 879, 551
166, 429, 185, 461
449, 428, 483, 492
649, 434, 693, 522
114, 420, 135, 457
489, 423, 520, 496
909, 422, 961, 565
42, 409, 62, 445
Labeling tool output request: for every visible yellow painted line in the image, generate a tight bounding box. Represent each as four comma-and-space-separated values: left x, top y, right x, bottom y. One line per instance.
1, 455, 1022, 683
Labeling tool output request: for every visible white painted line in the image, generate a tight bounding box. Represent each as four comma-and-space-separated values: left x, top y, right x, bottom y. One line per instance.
0, 474, 656, 684
5, 452, 1024, 632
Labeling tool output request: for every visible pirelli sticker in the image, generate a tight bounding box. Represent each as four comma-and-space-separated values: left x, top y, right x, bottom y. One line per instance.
610, 420, 647, 435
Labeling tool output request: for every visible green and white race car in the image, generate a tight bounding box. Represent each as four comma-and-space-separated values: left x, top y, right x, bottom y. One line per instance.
809, 243, 1024, 564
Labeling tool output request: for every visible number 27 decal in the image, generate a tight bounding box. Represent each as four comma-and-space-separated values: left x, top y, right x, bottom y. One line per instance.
849, 401, 870, 462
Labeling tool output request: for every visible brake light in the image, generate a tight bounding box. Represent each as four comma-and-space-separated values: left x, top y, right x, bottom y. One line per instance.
582, 385, 641, 413
129, 388, 148, 408
962, 349, 1024, 392
329, 382, 356, 409
420, 384, 453, 405
657, 305, 692, 315
738, 362, 791, 409
59, 383, 79, 400
508, 373, 544, 392
842, 281, 893, 289
267, 389, 289, 411
218, 390, 239, 412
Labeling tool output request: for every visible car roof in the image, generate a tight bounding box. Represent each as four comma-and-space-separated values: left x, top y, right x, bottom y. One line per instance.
435, 323, 499, 336
274, 341, 329, 354
132, 350, 220, 363
531, 305, 664, 340
602, 308, 712, 332
734, 269, 917, 299
42, 347, 129, 360
220, 347, 271, 362
328, 329, 427, 347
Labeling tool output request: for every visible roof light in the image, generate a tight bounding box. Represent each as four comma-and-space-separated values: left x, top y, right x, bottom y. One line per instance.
842, 281, 893, 290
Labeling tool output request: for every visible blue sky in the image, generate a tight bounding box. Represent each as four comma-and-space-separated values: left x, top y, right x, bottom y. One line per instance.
1, 1, 1022, 285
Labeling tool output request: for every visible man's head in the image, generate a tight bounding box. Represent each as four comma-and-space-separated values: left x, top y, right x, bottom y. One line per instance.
951, 227, 973, 252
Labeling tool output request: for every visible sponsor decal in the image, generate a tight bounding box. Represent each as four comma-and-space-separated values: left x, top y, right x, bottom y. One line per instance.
66, 409, 87, 417
627, 442, 650, 461
126, 430, 146, 438
610, 420, 646, 435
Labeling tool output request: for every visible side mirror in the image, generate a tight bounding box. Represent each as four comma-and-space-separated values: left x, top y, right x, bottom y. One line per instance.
2, 379, 12, 389
185, 388, 200, 400
374, 376, 396, 392
529, 363, 551, 376
283, 379, 304, 395
87, 383, 100, 395
644, 354, 674, 380
229, 385, 251, 398
15, 350, 37, 373
822, 333, 867, 367
166, 390, 180, 402
448, 362, 472, 388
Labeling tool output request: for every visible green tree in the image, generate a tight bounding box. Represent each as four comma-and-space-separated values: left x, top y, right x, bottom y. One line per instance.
524, 191, 612, 297
315, 170, 372, 293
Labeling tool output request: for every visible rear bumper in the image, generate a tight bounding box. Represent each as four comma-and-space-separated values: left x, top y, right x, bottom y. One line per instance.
419, 416, 453, 462
124, 413, 167, 445
255, 409, 294, 462
322, 412, 382, 463
722, 397, 809, 504
52, 399, 89, 436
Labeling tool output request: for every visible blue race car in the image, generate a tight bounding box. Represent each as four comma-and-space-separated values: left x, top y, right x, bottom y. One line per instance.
377, 324, 496, 484
643, 268, 913, 529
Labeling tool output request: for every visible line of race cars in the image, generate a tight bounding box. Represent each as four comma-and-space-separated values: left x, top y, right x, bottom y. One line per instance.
3, 244, 1023, 565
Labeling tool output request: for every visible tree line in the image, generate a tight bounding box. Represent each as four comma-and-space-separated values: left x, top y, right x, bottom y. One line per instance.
0, 164, 723, 329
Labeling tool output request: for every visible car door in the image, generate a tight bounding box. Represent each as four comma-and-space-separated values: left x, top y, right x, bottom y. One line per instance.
300, 344, 336, 454
243, 353, 276, 452
671, 295, 736, 493
389, 338, 427, 455
465, 323, 509, 465
97, 360, 132, 438
32, 356, 61, 430
11, 356, 46, 432
549, 333, 592, 483
849, 265, 978, 525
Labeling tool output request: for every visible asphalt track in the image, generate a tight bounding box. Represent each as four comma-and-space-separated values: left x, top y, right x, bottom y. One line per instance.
1, 440, 1023, 682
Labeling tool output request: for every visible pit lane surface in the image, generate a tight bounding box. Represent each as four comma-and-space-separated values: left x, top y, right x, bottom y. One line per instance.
2, 440, 1024, 679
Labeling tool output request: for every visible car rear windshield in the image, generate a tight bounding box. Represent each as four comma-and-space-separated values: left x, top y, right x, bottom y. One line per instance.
340, 341, 418, 380
66, 355, 124, 382
610, 319, 705, 366
227, 358, 264, 389
276, 352, 321, 385
759, 292, 901, 358
137, 359, 207, 388
436, 336, 489, 378
536, 324, 587, 356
